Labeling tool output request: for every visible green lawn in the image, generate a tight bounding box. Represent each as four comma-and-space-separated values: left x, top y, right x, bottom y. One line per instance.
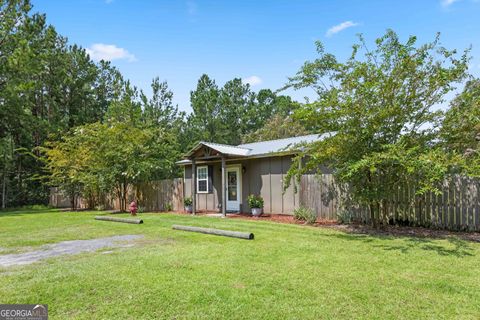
1, 209, 480, 319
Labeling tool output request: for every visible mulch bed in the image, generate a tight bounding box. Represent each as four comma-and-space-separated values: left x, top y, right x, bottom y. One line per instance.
172, 210, 480, 242
228, 212, 337, 225
326, 224, 480, 242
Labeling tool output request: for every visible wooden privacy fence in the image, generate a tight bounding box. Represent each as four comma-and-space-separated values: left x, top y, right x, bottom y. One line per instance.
300, 174, 480, 231
133, 179, 184, 212
50, 178, 184, 212
50, 175, 480, 231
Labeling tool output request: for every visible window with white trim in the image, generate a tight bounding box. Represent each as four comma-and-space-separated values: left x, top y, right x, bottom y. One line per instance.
197, 166, 209, 193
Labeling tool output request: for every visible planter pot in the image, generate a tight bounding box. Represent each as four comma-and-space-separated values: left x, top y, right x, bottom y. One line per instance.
185, 205, 192, 213
251, 208, 262, 217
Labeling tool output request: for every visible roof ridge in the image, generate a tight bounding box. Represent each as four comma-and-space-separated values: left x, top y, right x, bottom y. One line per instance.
237, 134, 320, 147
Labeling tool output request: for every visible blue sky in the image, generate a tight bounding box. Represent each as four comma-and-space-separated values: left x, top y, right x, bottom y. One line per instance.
33, 0, 480, 113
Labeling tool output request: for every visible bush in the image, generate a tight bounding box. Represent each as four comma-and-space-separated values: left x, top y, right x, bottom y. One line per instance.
184, 197, 192, 206
164, 203, 173, 211
247, 194, 264, 209
336, 210, 354, 224
294, 206, 317, 224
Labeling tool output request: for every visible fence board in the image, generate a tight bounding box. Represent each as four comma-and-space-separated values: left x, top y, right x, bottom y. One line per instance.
299, 174, 480, 231
50, 178, 184, 212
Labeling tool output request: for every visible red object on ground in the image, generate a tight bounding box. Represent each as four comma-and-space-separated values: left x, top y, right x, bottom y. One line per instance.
129, 201, 138, 216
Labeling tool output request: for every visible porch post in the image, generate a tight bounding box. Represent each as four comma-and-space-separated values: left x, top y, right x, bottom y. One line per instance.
221, 156, 226, 218
192, 159, 196, 215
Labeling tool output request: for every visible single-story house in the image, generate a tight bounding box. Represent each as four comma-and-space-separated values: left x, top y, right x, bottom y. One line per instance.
177, 134, 330, 216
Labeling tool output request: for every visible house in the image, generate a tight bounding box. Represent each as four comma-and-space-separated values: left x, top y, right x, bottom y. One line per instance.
177, 134, 330, 215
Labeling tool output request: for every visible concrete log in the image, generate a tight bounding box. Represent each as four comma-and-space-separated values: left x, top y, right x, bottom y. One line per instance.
95, 216, 143, 224
172, 224, 254, 240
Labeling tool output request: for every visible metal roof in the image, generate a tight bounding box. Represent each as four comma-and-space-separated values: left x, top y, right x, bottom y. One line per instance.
178, 133, 333, 165
237, 134, 329, 157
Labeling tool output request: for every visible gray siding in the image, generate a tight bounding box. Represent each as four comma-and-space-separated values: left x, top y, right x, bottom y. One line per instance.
183, 155, 300, 214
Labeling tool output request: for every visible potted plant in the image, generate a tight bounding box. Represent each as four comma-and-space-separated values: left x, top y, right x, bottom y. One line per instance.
247, 194, 264, 217
184, 197, 193, 213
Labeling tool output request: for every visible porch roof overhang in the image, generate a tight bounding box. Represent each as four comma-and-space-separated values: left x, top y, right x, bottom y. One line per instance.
183, 141, 250, 159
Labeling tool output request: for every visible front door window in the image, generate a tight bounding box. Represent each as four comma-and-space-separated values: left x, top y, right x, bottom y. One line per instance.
228, 171, 237, 201
226, 167, 241, 211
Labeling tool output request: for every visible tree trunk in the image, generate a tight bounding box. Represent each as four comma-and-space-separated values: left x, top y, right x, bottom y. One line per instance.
381, 199, 388, 225
1, 167, 6, 209
369, 202, 377, 227
122, 181, 128, 212
116, 185, 123, 212
2, 145, 7, 209
367, 171, 378, 227
70, 189, 75, 211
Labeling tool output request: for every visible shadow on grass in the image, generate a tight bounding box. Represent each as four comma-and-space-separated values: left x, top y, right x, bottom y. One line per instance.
0, 208, 60, 217
331, 233, 474, 257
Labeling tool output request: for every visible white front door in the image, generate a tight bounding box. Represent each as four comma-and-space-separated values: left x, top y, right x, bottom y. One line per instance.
226, 166, 241, 212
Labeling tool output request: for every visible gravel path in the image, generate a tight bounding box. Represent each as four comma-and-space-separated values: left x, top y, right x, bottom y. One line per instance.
0, 235, 143, 267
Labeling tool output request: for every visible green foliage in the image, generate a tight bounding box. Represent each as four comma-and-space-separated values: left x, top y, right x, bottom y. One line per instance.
285, 30, 470, 225
164, 203, 173, 212
441, 78, 480, 177
187, 74, 300, 147
0, 0, 300, 208
187, 74, 223, 146
336, 210, 354, 224
247, 194, 264, 209
184, 197, 193, 206
241, 115, 310, 143
293, 206, 317, 224
0, 0, 122, 207
42, 119, 179, 211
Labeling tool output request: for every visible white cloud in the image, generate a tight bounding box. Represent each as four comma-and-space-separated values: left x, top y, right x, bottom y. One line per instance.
326, 21, 359, 37
441, 0, 461, 6
243, 75, 263, 86
86, 43, 136, 62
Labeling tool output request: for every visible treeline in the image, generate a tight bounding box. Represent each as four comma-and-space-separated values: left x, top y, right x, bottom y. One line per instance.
0, 0, 305, 209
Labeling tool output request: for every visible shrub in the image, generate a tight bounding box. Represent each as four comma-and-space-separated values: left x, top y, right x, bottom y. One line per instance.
165, 203, 173, 211
184, 197, 192, 206
294, 206, 317, 224
247, 194, 264, 209
336, 210, 354, 224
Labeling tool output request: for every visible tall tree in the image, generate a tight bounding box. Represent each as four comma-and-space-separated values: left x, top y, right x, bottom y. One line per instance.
188, 74, 223, 145
0, 0, 123, 207
218, 78, 255, 145
284, 30, 469, 226
142, 77, 181, 128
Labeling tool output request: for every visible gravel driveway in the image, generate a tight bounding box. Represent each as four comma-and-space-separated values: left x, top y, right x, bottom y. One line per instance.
0, 235, 143, 267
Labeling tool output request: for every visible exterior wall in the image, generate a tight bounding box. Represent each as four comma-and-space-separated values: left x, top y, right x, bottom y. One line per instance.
183, 155, 300, 214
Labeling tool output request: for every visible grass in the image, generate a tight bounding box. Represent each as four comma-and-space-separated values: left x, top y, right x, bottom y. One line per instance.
1, 208, 480, 319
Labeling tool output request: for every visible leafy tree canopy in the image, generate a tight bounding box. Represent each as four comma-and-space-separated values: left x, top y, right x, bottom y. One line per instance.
442, 78, 480, 176
241, 115, 310, 143
284, 30, 470, 225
